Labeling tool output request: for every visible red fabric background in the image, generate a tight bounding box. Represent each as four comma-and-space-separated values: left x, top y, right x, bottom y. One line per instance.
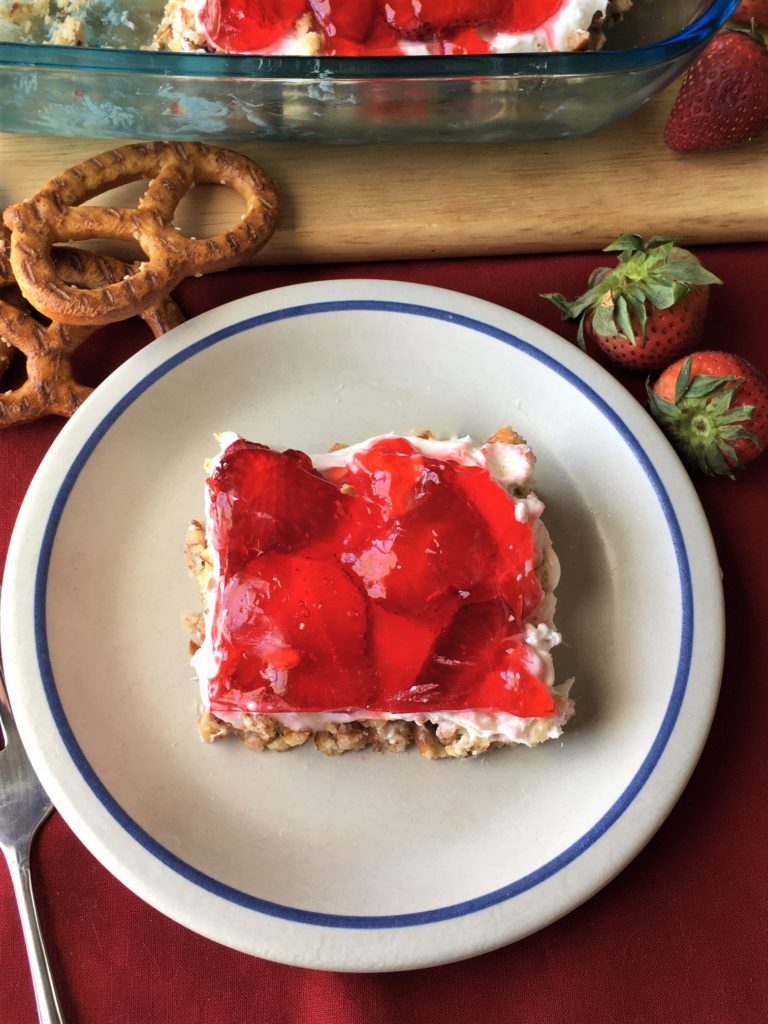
1, 245, 767, 1023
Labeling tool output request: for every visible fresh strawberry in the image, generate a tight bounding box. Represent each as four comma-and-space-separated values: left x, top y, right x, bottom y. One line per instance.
647, 352, 768, 476
732, 1, 768, 26
543, 234, 721, 372
664, 25, 768, 152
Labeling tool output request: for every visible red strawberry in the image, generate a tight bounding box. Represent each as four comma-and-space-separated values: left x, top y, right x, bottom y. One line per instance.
200, 0, 307, 52
384, 0, 503, 36
208, 440, 346, 571
344, 477, 495, 616
368, 602, 454, 700
647, 352, 768, 476
338, 435, 434, 518
664, 25, 768, 152
308, 0, 377, 44
411, 601, 557, 717
452, 464, 542, 621
215, 553, 374, 711
543, 234, 721, 372
732, 1, 768, 26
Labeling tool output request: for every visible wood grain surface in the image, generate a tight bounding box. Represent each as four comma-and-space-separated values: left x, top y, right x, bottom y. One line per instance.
1, 87, 766, 264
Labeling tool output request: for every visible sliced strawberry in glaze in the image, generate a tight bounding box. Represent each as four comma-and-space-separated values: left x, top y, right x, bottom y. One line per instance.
384, 0, 564, 37
452, 464, 542, 622
368, 601, 457, 701
210, 553, 374, 713
308, 0, 378, 44
384, 0, 504, 36
367, 484, 497, 614
409, 601, 556, 717
438, 27, 492, 54
495, 0, 565, 32
340, 436, 436, 519
337, 440, 498, 613
199, 0, 307, 52
412, 600, 507, 704
473, 641, 557, 718
207, 441, 346, 573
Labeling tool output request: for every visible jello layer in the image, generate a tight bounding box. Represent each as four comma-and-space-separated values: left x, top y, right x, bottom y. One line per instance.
193, 432, 565, 727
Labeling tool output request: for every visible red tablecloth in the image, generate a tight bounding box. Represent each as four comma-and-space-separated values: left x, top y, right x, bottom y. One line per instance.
2, 245, 767, 1023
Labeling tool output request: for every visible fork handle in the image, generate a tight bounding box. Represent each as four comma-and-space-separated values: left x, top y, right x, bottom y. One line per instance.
5, 843, 66, 1024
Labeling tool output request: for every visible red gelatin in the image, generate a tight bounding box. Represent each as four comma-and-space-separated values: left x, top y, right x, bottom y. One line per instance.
205, 437, 556, 719
200, 0, 567, 55
307, 0, 379, 45
199, 0, 308, 52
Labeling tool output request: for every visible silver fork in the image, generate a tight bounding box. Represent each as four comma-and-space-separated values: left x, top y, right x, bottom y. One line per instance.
0, 586, 67, 1024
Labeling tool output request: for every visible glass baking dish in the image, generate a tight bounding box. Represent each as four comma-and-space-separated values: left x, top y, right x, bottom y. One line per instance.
0, 1, 739, 143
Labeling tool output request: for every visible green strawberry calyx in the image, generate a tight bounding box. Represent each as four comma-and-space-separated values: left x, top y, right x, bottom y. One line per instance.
647, 356, 759, 478
542, 234, 722, 350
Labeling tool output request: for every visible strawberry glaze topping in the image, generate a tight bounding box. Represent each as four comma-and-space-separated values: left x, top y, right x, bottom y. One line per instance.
203, 437, 557, 719
199, 1, 566, 55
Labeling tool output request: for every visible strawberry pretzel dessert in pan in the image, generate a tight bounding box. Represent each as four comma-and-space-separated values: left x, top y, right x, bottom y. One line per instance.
155, 0, 629, 56
1, 2, 631, 55
186, 427, 573, 759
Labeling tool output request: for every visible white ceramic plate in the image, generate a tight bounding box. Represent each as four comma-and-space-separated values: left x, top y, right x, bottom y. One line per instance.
1, 280, 723, 972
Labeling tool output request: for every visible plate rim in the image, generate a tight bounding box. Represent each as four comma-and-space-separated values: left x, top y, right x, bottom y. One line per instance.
1, 279, 724, 968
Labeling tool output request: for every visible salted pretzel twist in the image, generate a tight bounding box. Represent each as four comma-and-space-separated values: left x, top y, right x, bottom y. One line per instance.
0, 237, 185, 428
0, 303, 15, 381
3, 141, 279, 327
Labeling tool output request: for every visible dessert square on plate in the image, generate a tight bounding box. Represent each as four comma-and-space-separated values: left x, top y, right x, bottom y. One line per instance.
187, 428, 574, 758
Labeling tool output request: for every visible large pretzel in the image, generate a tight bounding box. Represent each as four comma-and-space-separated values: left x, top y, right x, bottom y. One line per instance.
0, 230, 22, 379
0, 308, 13, 380
0, 239, 185, 428
3, 142, 279, 327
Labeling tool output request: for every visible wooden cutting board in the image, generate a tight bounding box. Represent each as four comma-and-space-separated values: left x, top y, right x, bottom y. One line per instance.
1, 87, 766, 264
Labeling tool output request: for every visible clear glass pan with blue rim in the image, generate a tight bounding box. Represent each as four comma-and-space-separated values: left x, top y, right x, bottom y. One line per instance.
0, 0, 741, 142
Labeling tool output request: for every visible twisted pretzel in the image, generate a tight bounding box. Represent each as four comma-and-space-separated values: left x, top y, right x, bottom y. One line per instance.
0, 240, 185, 428
0, 324, 12, 380
3, 141, 279, 327
0, 230, 20, 380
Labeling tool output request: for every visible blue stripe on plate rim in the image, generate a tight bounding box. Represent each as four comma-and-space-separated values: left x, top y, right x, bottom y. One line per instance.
31, 299, 693, 930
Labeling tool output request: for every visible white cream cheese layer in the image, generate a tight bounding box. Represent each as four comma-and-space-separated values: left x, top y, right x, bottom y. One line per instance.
489, 0, 608, 53
192, 432, 571, 745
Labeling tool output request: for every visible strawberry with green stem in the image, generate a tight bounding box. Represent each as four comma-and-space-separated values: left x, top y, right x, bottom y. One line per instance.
647, 352, 768, 477
543, 234, 722, 372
